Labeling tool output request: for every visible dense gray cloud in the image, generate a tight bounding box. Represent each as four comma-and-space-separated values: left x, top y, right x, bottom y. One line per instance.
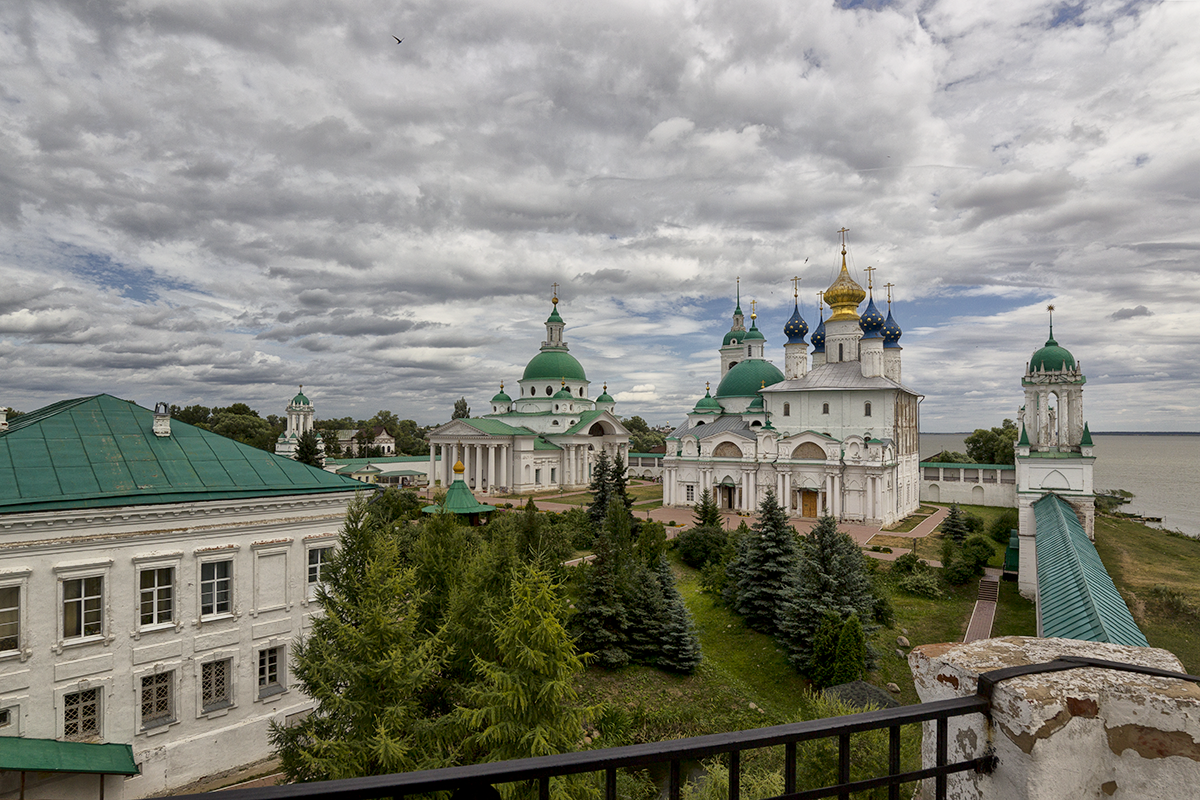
1, 0, 1198, 431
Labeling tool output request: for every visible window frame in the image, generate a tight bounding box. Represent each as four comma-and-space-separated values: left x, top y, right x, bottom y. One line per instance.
61, 685, 103, 742
256, 644, 287, 700
198, 556, 235, 621
137, 564, 176, 631
55, 560, 111, 646
822, 403, 830, 415
864, 401, 872, 418
685, 485, 695, 502
0, 570, 29, 659
195, 651, 238, 718
137, 669, 177, 733
782, 403, 790, 417
305, 543, 334, 600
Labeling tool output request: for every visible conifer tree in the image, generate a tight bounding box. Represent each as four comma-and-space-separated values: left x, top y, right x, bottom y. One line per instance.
270, 496, 454, 781
294, 428, 324, 467
733, 489, 800, 634
942, 503, 968, 544
830, 614, 867, 686
655, 557, 702, 674
778, 516, 878, 673
692, 487, 723, 529
622, 560, 666, 664
587, 450, 613, 531
807, 611, 843, 689
571, 500, 631, 668
455, 563, 588, 762
719, 521, 753, 605
610, 453, 633, 517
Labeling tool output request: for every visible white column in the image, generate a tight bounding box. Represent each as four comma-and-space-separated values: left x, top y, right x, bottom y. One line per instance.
501, 444, 509, 489
429, 446, 436, 487
783, 472, 791, 514
474, 444, 483, 490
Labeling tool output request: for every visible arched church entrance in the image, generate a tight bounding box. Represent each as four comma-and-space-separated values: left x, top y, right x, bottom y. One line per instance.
719, 476, 738, 510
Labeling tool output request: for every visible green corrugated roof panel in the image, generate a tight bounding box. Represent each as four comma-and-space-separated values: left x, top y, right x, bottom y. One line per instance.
460, 418, 537, 436
563, 410, 604, 435
0, 395, 363, 514
0, 736, 139, 775
1035, 494, 1147, 647
533, 438, 562, 450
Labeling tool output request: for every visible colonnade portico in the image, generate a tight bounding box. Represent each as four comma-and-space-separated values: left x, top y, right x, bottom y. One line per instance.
430, 440, 512, 492
427, 438, 631, 494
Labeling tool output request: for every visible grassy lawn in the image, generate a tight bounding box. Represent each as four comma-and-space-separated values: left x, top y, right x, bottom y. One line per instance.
882, 510, 933, 533
991, 580, 1037, 638
1094, 516, 1200, 673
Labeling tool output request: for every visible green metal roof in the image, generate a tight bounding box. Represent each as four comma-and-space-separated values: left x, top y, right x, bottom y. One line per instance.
325, 455, 438, 468
919, 462, 1015, 470
0, 736, 139, 775
533, 437, 562, 450
1034, 493, 1147, 647
563, 410, 605, 435
522, 350, 587, 382
1029, 335, 1076, 372
722, 329, 746, 346
0, 395, 363, 515
459, 418, 538, 436
422, 474, 496, 516
714, 359, 784, 398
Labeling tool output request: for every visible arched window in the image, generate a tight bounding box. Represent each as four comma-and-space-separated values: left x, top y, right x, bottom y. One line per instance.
713, 442, 743, 458
546, 386, 553, 396
750, 420, 762, 428
729, 361, 739, 369
579, 388, 584, 396
838, 343, 844, 361
747, 345, 752, 356
822, 403, 829, 414
864, 401, 872, 417
552, 420, 560, 426
783, 403, 790, 416
554, 404, 559, 411
792, 442, 825, 459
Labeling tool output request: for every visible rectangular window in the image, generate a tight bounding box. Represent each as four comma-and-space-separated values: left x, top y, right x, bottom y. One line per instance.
550, 468, 557, 483
686, 485, 695, 502
0, 586, 18, 652
63, 577, 103, 639
140, 672, 174, 728
202, 659, 232, 711
307, 547, 332, 591
534, 468, 542, 484
0, 708, 10, 729
258, 647, 283, 698
200, 561, 232, 617
139, 567, 174, 627
64, 688, 100, 741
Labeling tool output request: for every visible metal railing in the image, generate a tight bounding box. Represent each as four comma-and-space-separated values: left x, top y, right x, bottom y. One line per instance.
155, 656, 1200, 800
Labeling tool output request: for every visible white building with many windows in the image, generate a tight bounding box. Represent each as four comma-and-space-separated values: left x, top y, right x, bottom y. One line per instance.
0, 395, 362, 798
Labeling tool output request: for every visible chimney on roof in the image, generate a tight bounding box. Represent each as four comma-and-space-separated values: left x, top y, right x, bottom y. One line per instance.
153, 402, 171, 438
0, 408, 8, 431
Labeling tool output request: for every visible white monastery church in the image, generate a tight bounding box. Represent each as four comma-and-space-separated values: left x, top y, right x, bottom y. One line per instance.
663, 240, 921, 526
427, 292, 631, 494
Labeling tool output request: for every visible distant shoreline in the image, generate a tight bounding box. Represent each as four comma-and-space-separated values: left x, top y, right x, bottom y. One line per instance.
921, 431, 1200, 436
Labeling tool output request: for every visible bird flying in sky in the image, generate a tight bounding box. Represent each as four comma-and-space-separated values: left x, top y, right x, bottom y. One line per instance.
393, 36, 403, 44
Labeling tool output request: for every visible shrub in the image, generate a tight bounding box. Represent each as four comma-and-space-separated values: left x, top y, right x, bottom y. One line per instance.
891, 552, 921, 574
988, 508, 1019, 544
676, 525, 728, 568
897, 570, 942, 598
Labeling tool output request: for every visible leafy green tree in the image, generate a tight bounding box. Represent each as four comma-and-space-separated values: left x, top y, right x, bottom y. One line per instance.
452, 397, 471, 420
693, 488, 723, 529
516, 497, 573, 565
778, 516, 878, 672
213, 402, 259, 418
732, 489, 800, 635
965, 419, 1019, 465
170, 404, 211, 426
941, 504, 969, 543
623, 416, 650, 435
367, 488, 424, 526
294, 429, 324, 466
319, 429, 342, 458
830, 614, 867, 685
209, 409, 277, 451
655, 558, 702, 674
676, 526, 727, 569
988, 508, 1020, 544
454, 564, 589, 763
392, 419, 430, 456
269, 497, 454, 781
927, 450, 972, 463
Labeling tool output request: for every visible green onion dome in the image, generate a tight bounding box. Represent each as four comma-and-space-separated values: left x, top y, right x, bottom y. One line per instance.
715, 359, 784, 398
693, 385, 723, 413
491, 384, 512, 403
1030, 335, 1076, 372
290, 387, 310, 405
596, 383, 614, 404
723, 329, 747, 346
522, 350, 587, 381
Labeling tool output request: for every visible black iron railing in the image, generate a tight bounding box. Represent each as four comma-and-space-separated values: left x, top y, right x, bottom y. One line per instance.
154, 657, 1200, 800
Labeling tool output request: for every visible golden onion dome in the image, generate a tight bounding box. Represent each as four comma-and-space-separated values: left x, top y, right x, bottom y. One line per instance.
824, 247, 866, 322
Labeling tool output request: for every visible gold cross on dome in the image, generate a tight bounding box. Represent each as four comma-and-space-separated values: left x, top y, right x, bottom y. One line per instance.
885, 282, 894, 306
551, 282, 559, 303
838, 227, 850, 247
791, 276, 801, 297
817, 290, 824, 310
750, 299, 757, 319
865, 266, 876, 292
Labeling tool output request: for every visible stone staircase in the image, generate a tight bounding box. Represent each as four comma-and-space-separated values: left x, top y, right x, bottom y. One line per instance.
978, 576, 999, 603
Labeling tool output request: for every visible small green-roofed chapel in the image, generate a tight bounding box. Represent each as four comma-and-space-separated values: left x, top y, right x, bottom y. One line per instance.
0, 394, 363, 514
422, 458, 497, 524
427, 287, 631, 496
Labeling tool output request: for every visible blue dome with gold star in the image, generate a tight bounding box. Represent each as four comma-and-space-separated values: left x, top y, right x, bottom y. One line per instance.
882, 308, 903, 349
810, 317, 826, 353
784, 301, 808, 344
860, 296, 885, 339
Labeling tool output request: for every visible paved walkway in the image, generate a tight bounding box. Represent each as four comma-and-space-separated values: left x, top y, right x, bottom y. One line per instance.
963, 571, 1002, 642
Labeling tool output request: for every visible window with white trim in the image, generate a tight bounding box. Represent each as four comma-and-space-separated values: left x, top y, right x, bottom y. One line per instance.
258, 646, 284, 698
864, 401, 872, 417
139, 567, 174, 627
63, 688, 100, 741
62, 577, 103, 639
0, 586, 18, 653
202, 658, 232, 712
686, 485, 695, 502
140, 671, 174, 729
307, 546, 332, 595
0, 707, 12, 731
200, 560, 233, 617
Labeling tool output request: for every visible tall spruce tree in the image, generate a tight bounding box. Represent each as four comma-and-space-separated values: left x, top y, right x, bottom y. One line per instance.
610, 453, 633, 517
829, 614, 867, 686
692, 487, 723, 529
732, 489, 800, 634
807, 611, 844, 689
778, 516, 878, 673
942, 504, 968, 543
270, 497, 454, 781
294, 428, 324, 466
571, 500, 631, 668
587, 450, 613, 531
455, 563, 588, 762
655, 557, 702, 674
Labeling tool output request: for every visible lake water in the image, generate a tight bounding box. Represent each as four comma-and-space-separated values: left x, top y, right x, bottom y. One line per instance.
920, 433, 1200, 538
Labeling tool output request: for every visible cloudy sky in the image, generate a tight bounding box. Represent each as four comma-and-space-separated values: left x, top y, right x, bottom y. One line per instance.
2, 0, 1198, 432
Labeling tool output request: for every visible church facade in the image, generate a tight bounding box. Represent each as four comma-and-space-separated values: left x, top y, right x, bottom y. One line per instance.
427, 294, 631, 495
663, 245, 921, 526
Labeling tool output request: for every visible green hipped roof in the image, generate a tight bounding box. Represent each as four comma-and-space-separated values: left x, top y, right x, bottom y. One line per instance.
422, 475, 496, 516
1019, 424, 1030, 446
0, 395, 363, 515
1034, 494, 1148, 647
0, 737, 139, 775
523, 350, 586, 381
715, 359, 784, 398
1081, 422, 1093, 446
